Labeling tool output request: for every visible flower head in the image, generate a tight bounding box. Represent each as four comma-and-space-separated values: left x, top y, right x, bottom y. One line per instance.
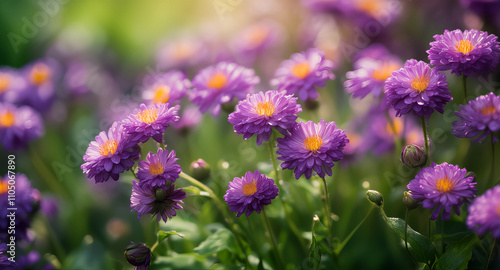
228, 90, 302, 146
452, 92, 500, 143
271, 48, 334, 101
277, 119, 348, 179
124, 242, 151, 270
0, 103, 44, 150
156, 35, 209, 71
141, 71, 191, 105
224, 170, 279, 217
122, 103, 179, 143
0, 67, 27, 104
20, 58, 60, 112
427, 29, 500, 76
467, 185, 500, 238
81, 121, 140, 183
137, 148, 181, 188
130, 180, 186, 222
407, 162, 477, 220
384, 59, 452, 118
172, 105, 202, 131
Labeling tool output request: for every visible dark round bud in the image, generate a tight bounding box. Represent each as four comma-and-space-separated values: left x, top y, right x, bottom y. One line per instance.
403, 191, 419, 210
190, 159, 211, 181
155, 188, 167, 201
303, 98, 320, 111
124, 242, 151, 268
401, 144, 427, 168
366, 190, 384, 207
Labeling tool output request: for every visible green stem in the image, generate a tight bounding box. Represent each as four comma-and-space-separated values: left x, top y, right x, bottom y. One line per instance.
421, 116, 430, 163
268, 133, 281, 181
335, 206, 374, 255
321, 177, 332, 232
150, 240, 159, 253
262, 208, 285, 269
404, 208, 417, 264
384, 111, 402, 153
29, 147, 68, 198
130, 167, 137, 179
462, 75, 468, 104
487, 238, 497, 270
159, 142, 166, 150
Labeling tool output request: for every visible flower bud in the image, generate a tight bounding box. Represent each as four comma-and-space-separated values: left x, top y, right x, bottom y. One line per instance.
124, 242, 151, 269
190, 159, 211, 181
155, 188, 167, 201
403, 191, 419, 210
304, 98, 320, 111
401, 144, 427, 168
366, 190, 384, 207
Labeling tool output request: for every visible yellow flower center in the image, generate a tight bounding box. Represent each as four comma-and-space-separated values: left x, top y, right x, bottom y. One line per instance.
242, 179, 257, 196
0, 111, 15, 127
496, 203, 500, 217
0, 179, 8, 195
304, 135, 323, 152
291, 62, 310, 79
410, 75, 430, 92
0, 74, 11, 93
149, 162, 164, 175
357, 0, 382, 17
385, 118, 403, 136
455, 40, 474, 54
152, 85, 171, 104
207, 72, 228, 90
372, 62, 399, 81
136, 108, 158, 124
436, 177, 454, 193
255, 101, 275, 117
29, 63, 51, 86
247, 26, 268, 47
99, 140, 118, 157
480, 105, 497, 116
173, 42, 195, 60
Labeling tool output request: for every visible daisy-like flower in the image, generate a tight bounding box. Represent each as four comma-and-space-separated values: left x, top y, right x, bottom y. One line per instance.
81, 121, 140, 183
130, 180, 186, 222
141, 71, 191, 105
228, 90, 302, 146
156, 35, 209, 71
0, 103, 44, 151
224, 170, 279, 217
271, 48, 334, 101
277, 119, 348, 179
20, 58, 60, 112
122, 103, 179, 143
0, 67, 26, 104
407, 162, 477, 220
190, 62, 260, 116
467, 185, 500, 238
427, 29, 500, 77
452, 92, 500, 143
384, 59, 452, 118
136, 148, 181, 188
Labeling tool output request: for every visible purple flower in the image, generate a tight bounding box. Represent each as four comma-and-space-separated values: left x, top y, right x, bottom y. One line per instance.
122, 103, 179, 143
467, 185, 500, 238
427, 29, 500, 77
452, 92, 500, 143
0, 243, 11, 267
271, 48, 334, 101
407, 162, 477, 220
124, 242, 151, 270
224, 170, 279, 217
228, 90, 302, 146
0, 103, 44, 151
130, 180, 186, 222
301, 0, 345, 13
190, 62, 260, 116
81, 121, 140, 183
20, 58, 60, 112
0, 68, 27, 104
460, 0, 500, 17
277, 119, 348, 179
344, 57, 402, 99
156, 35, 209, 71
141, 70, 191, 105
136, 148, 181, 188
384, 59, 452, 118
172, 105, 202, 131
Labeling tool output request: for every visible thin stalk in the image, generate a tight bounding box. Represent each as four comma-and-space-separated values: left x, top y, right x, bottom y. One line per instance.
334, 206, 374, 255
421, 116, 430, 163
29, 147, 67, 198
462, 75, 468, 104
159, 142, 166, 150
487, 238, 497, 270
130, 167, 137, 179
404, 208, 417, 264
321, 177, 332, 232
262, 208, 285, 269
268, 133, 280, 181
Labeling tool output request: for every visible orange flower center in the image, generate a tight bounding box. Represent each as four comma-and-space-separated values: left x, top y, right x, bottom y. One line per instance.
99, 140, 118, 157
496, 203, 500, 217
255, 101, 275, 117
207, 72, 228, 90
149, 162, 164, 175
152, 85, 171, 104
372, 62, 399, 81
0, 74, 11, 93
0, 111, 15, 127
247, 26, 268, 47
455, 40, 474, 54
0, 179, 8, 195
29, 63, 51, 86
357, 0, 382, 17
173, 42, 195, 60
136, 108, 158, 124
291, 62, 310, 79
436, 177, 454, 193
304, 135, 323, 152
480, 105, 497, 116
411, 75, 430, 92
385, 118, 403, 136
243, 179, 257, 196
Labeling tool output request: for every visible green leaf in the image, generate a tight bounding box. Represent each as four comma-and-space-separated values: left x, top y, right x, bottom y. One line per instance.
193, 228, 237, 255
308, 235, 322, 270
385, 217, 436, 263
434, 234, 477, 270
157, 230, 184, 243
